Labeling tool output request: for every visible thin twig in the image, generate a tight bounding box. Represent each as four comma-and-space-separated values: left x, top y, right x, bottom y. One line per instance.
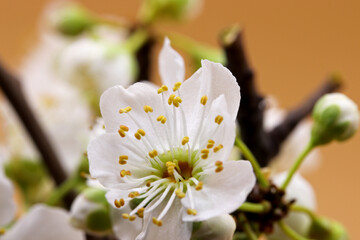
0, 61, 75, 209
220, 26, 342, 167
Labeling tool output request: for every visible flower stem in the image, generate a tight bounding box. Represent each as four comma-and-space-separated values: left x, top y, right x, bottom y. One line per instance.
281, 142, 314, 189
168, 32, 225, 67
239, 201, 271, 213
290, 205, 316, 220
278, 220, 311, 240
239, 214, 258, 240
235, 138, 268, 187
46, 174, 80, 206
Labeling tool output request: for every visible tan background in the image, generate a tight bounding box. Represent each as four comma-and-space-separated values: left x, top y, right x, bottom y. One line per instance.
1, 0, 359, 238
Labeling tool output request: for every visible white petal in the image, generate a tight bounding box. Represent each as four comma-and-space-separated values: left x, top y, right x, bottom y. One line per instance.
182, 161, 255, 222
137, 197, 192, 240
159, 38, 185, 87
100, 83, 169, 150
88, 133, 153, 188
0, 165, 16, 227
192, 214, 236, 240
180, 60, 240, 125
111, 205, 142, 240
198, 95, 236, 162
2, 204, 84, 240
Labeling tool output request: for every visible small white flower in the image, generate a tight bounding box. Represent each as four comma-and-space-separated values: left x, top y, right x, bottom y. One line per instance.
264, 98, 320, 173
312, 93, 359, 143
0, 158, 16, 229
269, 172, 316, 240
88, 38, 256, 239
2, 204, 85, 240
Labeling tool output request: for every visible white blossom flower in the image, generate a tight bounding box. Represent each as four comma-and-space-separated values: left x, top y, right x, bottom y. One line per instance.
88, 38, 256, 240
57, 33, 135, 93
264, 98, 320, 173
1, 204, 85, 240
268, 172, 316, 240
0, 157, 16, 230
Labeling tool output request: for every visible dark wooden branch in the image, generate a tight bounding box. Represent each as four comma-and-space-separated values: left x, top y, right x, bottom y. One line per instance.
268, 77, 341, 154
135, 36, 154, 82
220, 26, 341, 167
0, 61, 75, 208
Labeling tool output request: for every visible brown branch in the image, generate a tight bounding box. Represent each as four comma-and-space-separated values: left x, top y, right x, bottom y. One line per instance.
0, 61, 75, 208
220, 26, 341, 167
135, 36, 154, 82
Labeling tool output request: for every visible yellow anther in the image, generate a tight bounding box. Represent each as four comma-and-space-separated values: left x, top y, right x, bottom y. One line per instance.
137, 208, 145, 218
0, 228, 5, 235
152, 217, 163, 227
168, 94, 176, 105
215, 166, 224, 173
134, 132, 141, 140
148, 150, 158, 158
146, 180, 152, 187
213, 144, 224, 153
207, 139, 215, 148
128, 191, 139, 198
166, 161, 176, 167
167, 161, 175, 175
200, 95, 208, 105
118, 129, 126, 138
120, 170, 131, 177
119, 106, 132, 114
144, 105, 153, 113
157, 115, 167, 124
182, 136, 189, 145
201, 154, 208, 159
157, 85, 168, 94
215, 115, 224, 125
161, 117, 167, 124
201, 149, 209, 154
215, 161, 223, 166
120, 125, 129, 132
175, 96, 182, 103
137, 129, 146, 136
119, 198, 125, 206
129, 215, 137, 221
119, 155, 128, 165
173, 82, 182, 91
195, 181, 203, 191
175, 188, 186, 198
122, 213, 130, 219
114, 199, 122, 208
187, 208, 197, 216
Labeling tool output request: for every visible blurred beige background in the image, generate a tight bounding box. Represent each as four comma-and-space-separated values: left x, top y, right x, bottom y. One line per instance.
1, 0, 359, 238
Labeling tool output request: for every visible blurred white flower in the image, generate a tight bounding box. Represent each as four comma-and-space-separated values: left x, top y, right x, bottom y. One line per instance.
1, 204, 85, 240
88, 38, 255, 240
268, 172, 316, 239
0, 157, 16, 229
264, 98, 321, 173
191, 214, 236, 240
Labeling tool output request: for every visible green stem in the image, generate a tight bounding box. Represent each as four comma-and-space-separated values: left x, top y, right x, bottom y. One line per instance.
281, 142, 314, 189
46, 174, 80, 206
278, 220, 311, 240
167, 32, 225, 66
239, 214, 258, 240
290, 205, 316, 220
235, 138, 268, 187
239, 201, 270, 213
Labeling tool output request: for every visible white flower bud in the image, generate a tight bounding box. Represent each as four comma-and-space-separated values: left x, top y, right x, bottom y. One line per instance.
192, 214, 236, 240
70, 188, 112, 236
311, 93, 359, 146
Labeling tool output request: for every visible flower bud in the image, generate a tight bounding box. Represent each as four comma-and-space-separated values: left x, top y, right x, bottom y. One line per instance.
308, 217, 348, 240
50, 3, 95, 36
70, 188, 112, 236
139, 0, 202, 23
191, 214, 236, 240
311, 93, 359, 146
